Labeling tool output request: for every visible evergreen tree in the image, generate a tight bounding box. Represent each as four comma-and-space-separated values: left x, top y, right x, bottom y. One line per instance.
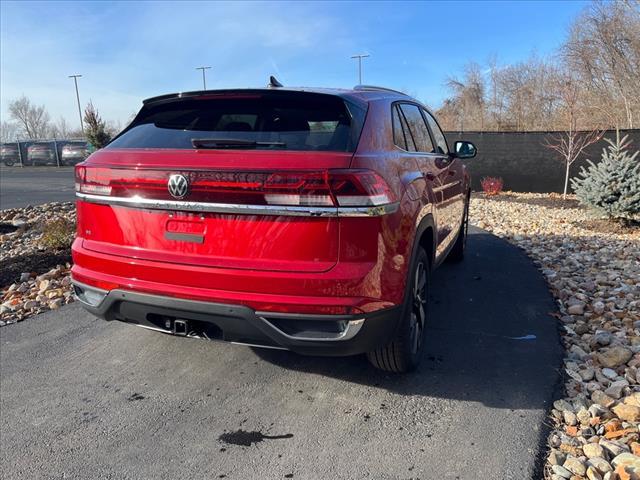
83, 101, 112, 149
571, 132, 640, 221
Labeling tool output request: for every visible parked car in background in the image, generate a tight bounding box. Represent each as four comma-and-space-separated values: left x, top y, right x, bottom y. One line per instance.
72, 83, 476, 372
1, 143, 20, 166
26, 143, 57, 165
61, 141, 89, 165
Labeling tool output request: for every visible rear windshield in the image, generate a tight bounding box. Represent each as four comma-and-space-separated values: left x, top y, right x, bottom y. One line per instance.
108, 92, 367, 152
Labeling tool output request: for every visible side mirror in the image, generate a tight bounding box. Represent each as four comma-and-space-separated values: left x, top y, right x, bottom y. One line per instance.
453, 141, 476, 159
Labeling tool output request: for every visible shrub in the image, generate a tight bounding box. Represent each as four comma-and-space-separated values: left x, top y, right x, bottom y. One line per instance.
40, 218, 75, 250
481, 177, 504, 196
571, 133, 640, 221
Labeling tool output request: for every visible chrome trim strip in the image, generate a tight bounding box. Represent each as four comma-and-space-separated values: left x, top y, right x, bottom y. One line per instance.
76, 192, 399, 217
338, 203, 399, 217
432, 180, 462, 193
259, 316, 365, 342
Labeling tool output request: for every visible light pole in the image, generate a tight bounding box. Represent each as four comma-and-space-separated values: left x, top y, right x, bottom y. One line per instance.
68, 74, 84, 134
350, 54, 370, 85
196, 66, 212, 90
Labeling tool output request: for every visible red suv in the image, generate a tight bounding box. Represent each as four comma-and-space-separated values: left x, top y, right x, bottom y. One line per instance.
71, 84, 476, 372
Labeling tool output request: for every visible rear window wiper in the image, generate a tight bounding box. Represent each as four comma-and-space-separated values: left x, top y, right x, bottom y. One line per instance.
191, 138, 286, 149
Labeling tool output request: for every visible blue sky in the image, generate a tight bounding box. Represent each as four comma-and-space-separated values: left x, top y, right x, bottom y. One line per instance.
0, 0, 589, 129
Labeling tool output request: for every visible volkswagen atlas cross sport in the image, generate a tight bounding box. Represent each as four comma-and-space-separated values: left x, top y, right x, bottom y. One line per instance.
71, 82, 476, 372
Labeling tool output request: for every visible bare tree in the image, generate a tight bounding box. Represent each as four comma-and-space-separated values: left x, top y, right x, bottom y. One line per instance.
562, 0, 640, 129
436, 2, 639, 133
105, 119, 124, 139
8, 96, 51, 139
438, 57, 563, 132
444, 62, 487, 131
543, 76, 603, 199
0, 121, 19, 143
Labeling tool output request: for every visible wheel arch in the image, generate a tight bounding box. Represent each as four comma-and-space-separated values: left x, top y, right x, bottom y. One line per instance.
414, 213, 436, 272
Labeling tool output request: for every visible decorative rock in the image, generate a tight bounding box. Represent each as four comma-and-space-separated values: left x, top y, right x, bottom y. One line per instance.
580, 367, 596, 382
594, 301, 606, 314
568, 303, 586, 315
551, 464, 573, 479
595, 332, 613, 346
600, 438, 631, 457
555, 400, 575, 412
563, 456, 587, 476
623, 393, 640, 407
549, 449, 567, 466
564, 410, 578, 426
586, 466, 603, 480
577, 408, 592, 425
612, 404, 640, 422
23, 300, 38, 310
598, 347, 633, 368
37, 279, 50, 293
592, 390, 617, 409
46, 289, 63, 299
575, 323, 590, 335
570, 345, 590, 360
614, 464, 633, 480
48, 298, 63, 310
584, 443, 606, 459
602, 368, 619, 380
588, 457, 613, 474
605, 380, 630, 399
19, 272, 30, 282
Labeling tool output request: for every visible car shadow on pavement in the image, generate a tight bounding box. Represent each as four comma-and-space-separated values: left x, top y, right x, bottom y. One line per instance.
253, 227, 563, 411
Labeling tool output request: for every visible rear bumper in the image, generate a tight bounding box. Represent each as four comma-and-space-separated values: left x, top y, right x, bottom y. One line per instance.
71, 237, 398, 314
73, 281, 401, 356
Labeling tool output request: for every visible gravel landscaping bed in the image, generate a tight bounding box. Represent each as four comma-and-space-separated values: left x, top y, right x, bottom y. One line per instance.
470, 192, 640, 480
0, 203, 75, 326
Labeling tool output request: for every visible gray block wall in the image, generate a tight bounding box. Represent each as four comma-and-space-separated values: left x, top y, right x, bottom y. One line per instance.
445, 130, 640, 193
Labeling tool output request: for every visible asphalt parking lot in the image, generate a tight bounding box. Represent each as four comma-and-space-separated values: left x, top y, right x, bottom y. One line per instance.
0, 167, 75, 209
0, 228, 561, 480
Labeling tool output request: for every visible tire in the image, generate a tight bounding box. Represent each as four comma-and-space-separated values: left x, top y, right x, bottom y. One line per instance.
3, 160, 14, 167
367, 247, 429, 373
447, 196, 469, 262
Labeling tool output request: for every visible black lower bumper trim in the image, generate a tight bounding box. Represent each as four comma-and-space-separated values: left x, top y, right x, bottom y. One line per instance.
75, 287, 401, 356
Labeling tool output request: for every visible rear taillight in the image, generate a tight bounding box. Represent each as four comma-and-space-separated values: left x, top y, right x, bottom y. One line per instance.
75, 166, 113, 196
75, 166, 395, 208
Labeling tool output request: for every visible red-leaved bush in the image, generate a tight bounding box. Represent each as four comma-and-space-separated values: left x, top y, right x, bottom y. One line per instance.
481, 177, 504, 196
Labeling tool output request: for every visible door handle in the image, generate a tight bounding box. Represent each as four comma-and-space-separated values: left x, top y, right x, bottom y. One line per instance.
424, 172, 435, 181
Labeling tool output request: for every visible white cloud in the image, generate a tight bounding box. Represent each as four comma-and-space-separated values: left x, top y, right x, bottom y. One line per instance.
0, 1, 350, 126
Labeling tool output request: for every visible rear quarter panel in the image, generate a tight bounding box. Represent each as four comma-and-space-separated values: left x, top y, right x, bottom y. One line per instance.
348, 98, 433, 305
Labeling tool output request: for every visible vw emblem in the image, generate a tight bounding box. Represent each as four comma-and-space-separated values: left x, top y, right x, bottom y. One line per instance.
168, 174, 189, 199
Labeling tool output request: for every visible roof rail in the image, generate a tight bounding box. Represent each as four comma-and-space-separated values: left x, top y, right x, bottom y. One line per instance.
353, 85, 408, 96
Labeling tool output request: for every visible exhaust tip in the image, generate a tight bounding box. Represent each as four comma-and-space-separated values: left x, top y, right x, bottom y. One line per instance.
73, 283, 107, 307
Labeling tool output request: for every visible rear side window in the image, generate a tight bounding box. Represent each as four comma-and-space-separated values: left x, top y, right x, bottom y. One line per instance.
423, 109, 449, 154
397, 104, 434, 153
108, 92, 367, 152
392, 105, 407, 150
392, 104, 417, 151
